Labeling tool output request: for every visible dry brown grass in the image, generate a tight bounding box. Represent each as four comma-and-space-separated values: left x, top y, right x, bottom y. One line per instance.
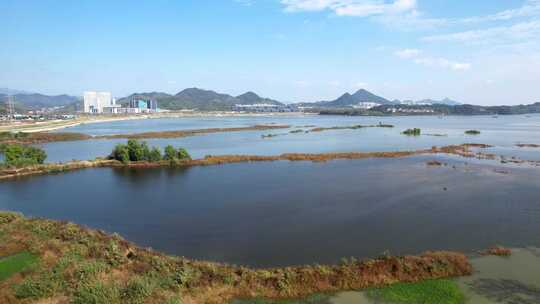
481, 246, 512, 257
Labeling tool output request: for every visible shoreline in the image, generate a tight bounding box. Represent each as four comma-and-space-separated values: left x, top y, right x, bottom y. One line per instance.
0, 211, 472, 303
3, 143, 537, 181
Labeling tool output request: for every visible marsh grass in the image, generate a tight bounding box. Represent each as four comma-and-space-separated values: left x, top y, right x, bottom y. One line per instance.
366, 279, 465, 304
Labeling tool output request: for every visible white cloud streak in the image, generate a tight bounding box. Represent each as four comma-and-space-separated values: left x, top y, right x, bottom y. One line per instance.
423, 20, 540, 45
394, 48, 421, 58
394, 49, 470, 71
281, 0, 416, 17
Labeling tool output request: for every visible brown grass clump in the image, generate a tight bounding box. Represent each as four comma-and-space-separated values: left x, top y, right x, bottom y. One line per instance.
0, 212, 473, 304
481, 246, 512, 257
0, 132, 92, 145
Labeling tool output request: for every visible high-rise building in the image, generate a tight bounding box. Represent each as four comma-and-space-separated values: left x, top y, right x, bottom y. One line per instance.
83, 91, 113, 113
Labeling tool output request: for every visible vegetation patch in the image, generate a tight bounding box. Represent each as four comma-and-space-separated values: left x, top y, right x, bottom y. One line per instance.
465, 130, 481, 135
109, 139, 191, 164
0, 131, 91, 145
0, 251, 39, 281
0, 144, 47, 168
366, 279, 465, 304
402, 128, 421, 136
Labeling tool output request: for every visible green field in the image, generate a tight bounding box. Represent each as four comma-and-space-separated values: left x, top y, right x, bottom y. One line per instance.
0, 251, 39, 281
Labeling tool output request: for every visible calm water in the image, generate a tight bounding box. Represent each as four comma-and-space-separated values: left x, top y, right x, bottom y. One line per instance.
42, 114, 540, 163
1, 155, 539, 267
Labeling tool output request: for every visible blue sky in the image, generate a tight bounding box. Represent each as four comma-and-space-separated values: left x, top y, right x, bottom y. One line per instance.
1, 0, 539, 105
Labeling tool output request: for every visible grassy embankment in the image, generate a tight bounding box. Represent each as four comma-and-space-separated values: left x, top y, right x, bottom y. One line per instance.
0, 212, 472, 304
0, 143, 504, 180
0, 125, 290, 145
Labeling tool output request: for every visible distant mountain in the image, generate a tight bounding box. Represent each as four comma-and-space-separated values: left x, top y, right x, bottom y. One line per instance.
400, 98, 461, 106
236, 92, 283, 105
0, 93, 80, 109
299, 89, 395, 108
0, 88, 33, 95
117, 88, 283, 111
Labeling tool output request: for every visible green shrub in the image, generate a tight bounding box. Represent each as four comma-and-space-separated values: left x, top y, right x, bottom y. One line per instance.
121, 276, 155, 304
73, 282, 121, 304
402, 128, 421, 136
14, 275, 57, 299
465, 130, 481, 135
164, 295, 183, 304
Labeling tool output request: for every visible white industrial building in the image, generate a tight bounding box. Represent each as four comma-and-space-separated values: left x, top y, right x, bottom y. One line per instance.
83, 91, 114, 113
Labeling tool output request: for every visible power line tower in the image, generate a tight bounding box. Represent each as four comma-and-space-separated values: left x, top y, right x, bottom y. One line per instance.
6, 95, 15, 121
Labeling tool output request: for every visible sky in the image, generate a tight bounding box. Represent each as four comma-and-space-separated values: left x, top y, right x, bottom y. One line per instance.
1, 0, 540, 105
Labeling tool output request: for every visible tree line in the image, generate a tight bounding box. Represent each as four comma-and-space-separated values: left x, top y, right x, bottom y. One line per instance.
110, 139, 191, 164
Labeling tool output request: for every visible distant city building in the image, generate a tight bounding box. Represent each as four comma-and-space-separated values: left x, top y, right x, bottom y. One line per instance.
352, 102, 380, 110
129, 96, 158, 113
232, 104, 298, 113
83, 91, 113, 113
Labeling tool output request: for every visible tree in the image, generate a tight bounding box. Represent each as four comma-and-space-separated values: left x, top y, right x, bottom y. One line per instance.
127, 139, 144, 161
177, 148, 191, 160
111, 144, 130, 164
148, 147, 162, 162
164, 145, 177, 161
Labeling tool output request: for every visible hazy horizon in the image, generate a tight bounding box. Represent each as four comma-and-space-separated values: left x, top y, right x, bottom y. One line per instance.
2, 0, 540, 105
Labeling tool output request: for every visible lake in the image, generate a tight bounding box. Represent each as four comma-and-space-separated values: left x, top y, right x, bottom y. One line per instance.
41, 114, 540, 163
1, 154, 539, 267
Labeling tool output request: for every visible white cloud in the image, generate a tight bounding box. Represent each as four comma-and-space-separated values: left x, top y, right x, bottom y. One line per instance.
280, 0, 540, 32
394, 48, 421, 58
423, 20, 540, 45
413, 57, 471, 71
234, 0, 254, 6
460, 0, 540, 23
353, 81, 369, 88
281, 0, 416, 17
394, 49, 470, 71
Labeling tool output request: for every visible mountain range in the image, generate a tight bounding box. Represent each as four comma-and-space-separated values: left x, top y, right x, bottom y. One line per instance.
117, 88, 283, 111
1, 87, 463, 112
